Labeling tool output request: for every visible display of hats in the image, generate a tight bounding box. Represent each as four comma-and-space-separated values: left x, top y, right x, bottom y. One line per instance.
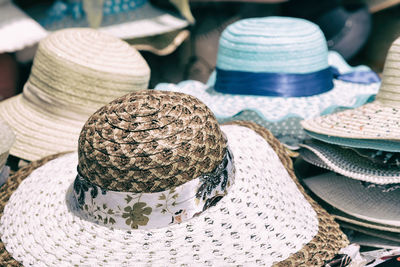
0, 122, 14, 187
0, 0, 47, 53
299, 140, 400, 184
155, 16, 380, 148
302, 37, 400, 146
27, 0, 188, 40
0, 90, 348, 266
304, 172, 400, 228
0, 28, 150, 162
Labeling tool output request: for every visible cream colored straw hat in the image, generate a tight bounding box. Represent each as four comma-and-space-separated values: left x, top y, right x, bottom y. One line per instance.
0, 28, 150, 161
0, 90, 349, 266
302, 37, 400, 141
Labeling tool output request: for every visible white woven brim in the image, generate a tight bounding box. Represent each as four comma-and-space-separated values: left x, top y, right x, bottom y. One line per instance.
0, 125, 319, 266
0, 94, 84, 161
155, 79, 379, 122
300, 141, 400, 184
304, 172, 400, 228
302, 101, 400, 140
0, 2, 47, 53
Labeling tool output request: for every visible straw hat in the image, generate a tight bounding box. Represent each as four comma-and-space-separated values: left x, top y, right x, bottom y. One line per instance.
0, 28, 150, 162
0, 90, 348, 266
302, 37, 400, 142
0, 122, 14, 187
304, 172, 400, 228
155, 17, 380, 147
27, 0, 188, 40
0, 0, 47, 53
299, 140, 400, 184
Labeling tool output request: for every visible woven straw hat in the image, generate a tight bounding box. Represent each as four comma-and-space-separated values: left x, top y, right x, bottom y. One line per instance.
27, 0, 188, 40
0, 122, 14, 186
302, 37, 400, 142
0, 90, 348, 266
0, 28, 150, 162
304, 172, 400, 228
299, 140, 400, 184
156, 17, 380, 147
0, 0, 47, 53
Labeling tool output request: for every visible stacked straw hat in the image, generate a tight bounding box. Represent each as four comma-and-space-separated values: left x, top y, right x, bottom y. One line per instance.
0, 122, 14, 187
300, 37, 400, 248
0, 90, 349, 266
0, 28, 150, 162
0, 0, 47, 53
155, 16, 380, 149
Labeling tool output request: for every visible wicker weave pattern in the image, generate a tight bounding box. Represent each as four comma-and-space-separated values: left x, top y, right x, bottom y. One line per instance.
78, 90, 227, 192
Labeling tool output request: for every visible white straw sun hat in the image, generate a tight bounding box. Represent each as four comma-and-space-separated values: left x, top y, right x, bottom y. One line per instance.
0, 122, 14, 187
0, 28, 150, 162
0, 90, 349, 266
155, 16, 380, 148
0, 0, 47, 53
302, 37, 400, 146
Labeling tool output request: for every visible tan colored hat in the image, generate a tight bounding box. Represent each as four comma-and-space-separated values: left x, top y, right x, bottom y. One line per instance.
302, 37, 400, 141
0, 28, 150, 162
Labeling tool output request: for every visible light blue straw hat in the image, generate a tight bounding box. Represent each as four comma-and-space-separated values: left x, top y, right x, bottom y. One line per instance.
156, 16, 380, 148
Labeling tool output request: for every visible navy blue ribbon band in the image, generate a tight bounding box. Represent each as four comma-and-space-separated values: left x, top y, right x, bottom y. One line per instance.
214, 66, 380, 97
215, 67, 334, 97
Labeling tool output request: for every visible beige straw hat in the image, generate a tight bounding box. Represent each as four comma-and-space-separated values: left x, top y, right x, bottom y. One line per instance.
302, 37, 400, 141
0, 28, 150, 162
0, 90, 348, 266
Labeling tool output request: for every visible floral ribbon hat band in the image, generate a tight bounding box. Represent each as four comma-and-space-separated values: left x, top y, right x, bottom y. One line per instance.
0, 90, 348, 266
156, 16, 380, 148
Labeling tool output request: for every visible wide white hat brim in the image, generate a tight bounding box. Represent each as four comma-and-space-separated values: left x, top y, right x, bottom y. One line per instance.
0, 2, 47, 53
304, 172, 400, 228
0, 125, 319, 266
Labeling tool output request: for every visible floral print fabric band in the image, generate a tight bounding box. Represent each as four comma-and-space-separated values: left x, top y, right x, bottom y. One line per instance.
73, 149, 235, 230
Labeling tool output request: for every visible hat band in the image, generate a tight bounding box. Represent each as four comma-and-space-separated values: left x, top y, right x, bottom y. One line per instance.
214, 67, 334, 97
72, 148, 235, 230
23, 83, 95, 121
361, 181, 400, 193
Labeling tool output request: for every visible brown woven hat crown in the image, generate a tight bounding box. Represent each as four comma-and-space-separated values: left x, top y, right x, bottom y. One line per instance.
78, 90, 227, 193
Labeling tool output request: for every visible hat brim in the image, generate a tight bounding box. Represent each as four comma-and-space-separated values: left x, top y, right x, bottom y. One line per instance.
299, 140, 400, 184
302, 101, 400, 141
0, 122, 348, 266
0, 2, 47, 53
29, 2, 188, 40
304, 172, 400, 228
0, 94, 83, 161
341, 221, 400, 243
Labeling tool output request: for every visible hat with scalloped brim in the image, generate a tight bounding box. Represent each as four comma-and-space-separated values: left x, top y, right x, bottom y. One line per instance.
26, 1, 188, 41
0, 1, 47, 53
302, 37, 400, 142
0, 121, 349, 266
304, 172, 400, 228
299, 140, 400, 184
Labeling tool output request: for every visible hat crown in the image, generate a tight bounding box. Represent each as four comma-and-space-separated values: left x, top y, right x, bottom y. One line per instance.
216, 17, 329, 74
78, 90, 227, 193
376, 37, 400, 106
25, 28, 150, 111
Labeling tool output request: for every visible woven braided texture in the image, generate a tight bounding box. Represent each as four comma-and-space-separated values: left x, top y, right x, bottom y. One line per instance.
224, 121, 349, 266
0, 153, 65, 266
78, 90, 227, 192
